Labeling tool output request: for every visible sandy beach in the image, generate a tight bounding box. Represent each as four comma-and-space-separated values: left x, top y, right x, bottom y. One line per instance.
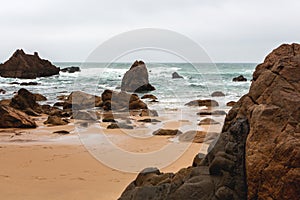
0, 112, 224, 200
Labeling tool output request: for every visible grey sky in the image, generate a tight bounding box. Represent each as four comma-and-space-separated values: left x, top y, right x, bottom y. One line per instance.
0, 0, 299, 62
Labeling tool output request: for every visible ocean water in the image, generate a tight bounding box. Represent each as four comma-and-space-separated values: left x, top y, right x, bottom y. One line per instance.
0, 63, 256, 110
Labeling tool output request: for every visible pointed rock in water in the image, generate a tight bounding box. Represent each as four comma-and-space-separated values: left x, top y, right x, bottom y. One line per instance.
172, 72, 183, 79
119, 43, 300, 200
0, 49, 60, 79
121, 60, 155, 92
0, 105, 37, 128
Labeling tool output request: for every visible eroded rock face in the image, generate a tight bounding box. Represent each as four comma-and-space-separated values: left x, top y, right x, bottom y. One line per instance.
0, 49, 60, 79
119, 43, 300, 200
0, 105, 37, 128
244, 43, 300, 199
121, 60, 155, 92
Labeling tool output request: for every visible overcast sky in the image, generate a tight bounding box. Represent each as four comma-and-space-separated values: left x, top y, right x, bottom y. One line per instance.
0, 0, 299, 62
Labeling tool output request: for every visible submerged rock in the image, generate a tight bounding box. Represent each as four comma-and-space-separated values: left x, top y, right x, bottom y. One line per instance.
0, 49, 60, 79
0, 89, 6, 94
211, 91, 225, 97
141, 94, 157, 100
121, 60, 155, 92
60, 66, 80, 73
232, 75, 247, 82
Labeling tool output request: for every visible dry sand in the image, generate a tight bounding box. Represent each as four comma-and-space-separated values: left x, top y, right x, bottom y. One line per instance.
0, 110, 225, 200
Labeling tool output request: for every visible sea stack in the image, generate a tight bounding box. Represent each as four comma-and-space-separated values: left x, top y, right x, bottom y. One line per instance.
119, 44, 300, 200
121, 60, 155, 93
0, 49, 60, 79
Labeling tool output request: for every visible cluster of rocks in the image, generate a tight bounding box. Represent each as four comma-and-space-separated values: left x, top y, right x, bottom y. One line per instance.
119, 43, 300, 200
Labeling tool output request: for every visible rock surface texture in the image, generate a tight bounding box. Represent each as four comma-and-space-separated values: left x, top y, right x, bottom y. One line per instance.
119, 43, 300, 200
0, 49, 60, 79
121, 60, 155, 92
0, 105, 37, 128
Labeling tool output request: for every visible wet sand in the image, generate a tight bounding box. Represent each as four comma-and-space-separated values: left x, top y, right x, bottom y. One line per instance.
0, 110, 225, 200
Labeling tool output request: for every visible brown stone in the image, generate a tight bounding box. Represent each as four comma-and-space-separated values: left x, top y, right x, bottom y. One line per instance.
121, 60, 155, 92
0, 49, 59, 79
0, 105, 37, 128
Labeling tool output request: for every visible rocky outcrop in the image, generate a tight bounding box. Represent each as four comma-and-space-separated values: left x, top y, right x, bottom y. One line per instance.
60, 66, 80, 73
243, 43, 300, 199
0, 105, 37, 128
232, 75, 247, 82
0, 49, 60, 79
172, 72, 183, 79
101, 89, 147, 111
119, 43, 300, 200
121, 60, 155, 92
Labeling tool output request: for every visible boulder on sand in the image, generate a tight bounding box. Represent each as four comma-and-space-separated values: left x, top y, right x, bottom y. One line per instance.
0, 105, 37, 128
121, 60, 155, 92
152, 129, 183, 136
63, 91, 102, 110
10, 88, 42, 116
185, 99, 219, 107
44, 115, 69, 126
101, 89, 147, 111
0, 49, 60, 79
